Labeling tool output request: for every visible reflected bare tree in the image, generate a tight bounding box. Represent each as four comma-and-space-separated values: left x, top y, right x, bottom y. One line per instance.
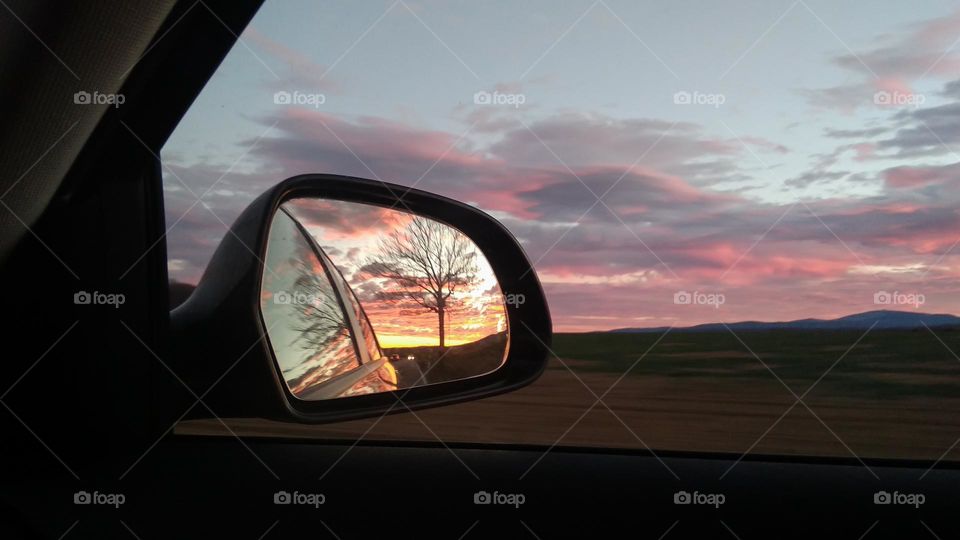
288, 256, 350, 361
364, 216, 479, 350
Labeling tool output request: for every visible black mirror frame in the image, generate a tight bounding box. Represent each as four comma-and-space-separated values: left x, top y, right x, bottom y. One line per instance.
171, 174, 552, 424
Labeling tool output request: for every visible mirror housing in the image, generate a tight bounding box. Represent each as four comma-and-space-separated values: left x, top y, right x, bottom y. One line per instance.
170, 174, 552, 423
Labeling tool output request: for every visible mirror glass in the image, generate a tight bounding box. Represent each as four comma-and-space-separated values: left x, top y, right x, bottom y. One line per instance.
259, 198, 509, 401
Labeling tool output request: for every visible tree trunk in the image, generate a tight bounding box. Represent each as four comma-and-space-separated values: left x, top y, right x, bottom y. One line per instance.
437, 308, 445, 350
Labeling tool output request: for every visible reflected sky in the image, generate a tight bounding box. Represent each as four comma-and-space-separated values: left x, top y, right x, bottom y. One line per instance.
284, 198, 505, 347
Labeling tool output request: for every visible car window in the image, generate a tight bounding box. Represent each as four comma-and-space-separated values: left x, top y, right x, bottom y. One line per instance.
260, 208, 361, 397
349, 285, 384, 363
313, 227, 383, 363
168, 1, 960, 463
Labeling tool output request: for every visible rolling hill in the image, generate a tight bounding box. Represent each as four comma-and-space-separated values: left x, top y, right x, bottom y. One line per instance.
610, 310, 960, 334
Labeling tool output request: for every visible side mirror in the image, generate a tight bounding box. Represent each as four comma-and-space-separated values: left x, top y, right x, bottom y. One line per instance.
170, 174, 551, 423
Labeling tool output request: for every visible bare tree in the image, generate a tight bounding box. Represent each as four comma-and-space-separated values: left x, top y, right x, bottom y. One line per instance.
364, 216, 479, 349
288, 257, 350, 360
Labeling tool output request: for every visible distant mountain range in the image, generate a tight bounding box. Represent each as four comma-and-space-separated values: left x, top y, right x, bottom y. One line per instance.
610, 310, 960, 333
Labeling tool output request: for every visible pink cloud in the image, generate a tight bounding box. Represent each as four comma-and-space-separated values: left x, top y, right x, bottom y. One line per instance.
242, 26, 341, 93
804, 10, 960, 110
165, 108, 960, 331
852, 143, 875, 161
884, 163, 960, 188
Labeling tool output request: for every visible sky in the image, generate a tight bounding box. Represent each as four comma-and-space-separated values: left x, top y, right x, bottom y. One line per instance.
162, 0, 960, 332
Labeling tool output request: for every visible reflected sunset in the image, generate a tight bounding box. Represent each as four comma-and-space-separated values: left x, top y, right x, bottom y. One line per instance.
284, 198, 506, 349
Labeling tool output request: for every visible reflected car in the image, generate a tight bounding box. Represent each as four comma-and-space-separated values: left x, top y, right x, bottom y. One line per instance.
262, 207, 405, 400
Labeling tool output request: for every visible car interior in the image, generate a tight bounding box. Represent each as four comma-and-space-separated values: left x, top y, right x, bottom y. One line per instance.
2, 1, 958, 538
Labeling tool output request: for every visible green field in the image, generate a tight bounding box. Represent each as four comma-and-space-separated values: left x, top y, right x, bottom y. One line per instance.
551, 328, 960, 400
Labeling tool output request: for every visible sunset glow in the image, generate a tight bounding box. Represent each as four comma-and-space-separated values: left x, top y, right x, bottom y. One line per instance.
285, 199, 505, 348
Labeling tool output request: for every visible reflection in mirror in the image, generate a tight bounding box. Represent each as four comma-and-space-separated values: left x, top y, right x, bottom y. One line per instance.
260, 198, 508, 401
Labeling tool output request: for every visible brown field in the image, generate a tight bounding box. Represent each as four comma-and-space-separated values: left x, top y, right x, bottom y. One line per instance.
177, 329, 960, 461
